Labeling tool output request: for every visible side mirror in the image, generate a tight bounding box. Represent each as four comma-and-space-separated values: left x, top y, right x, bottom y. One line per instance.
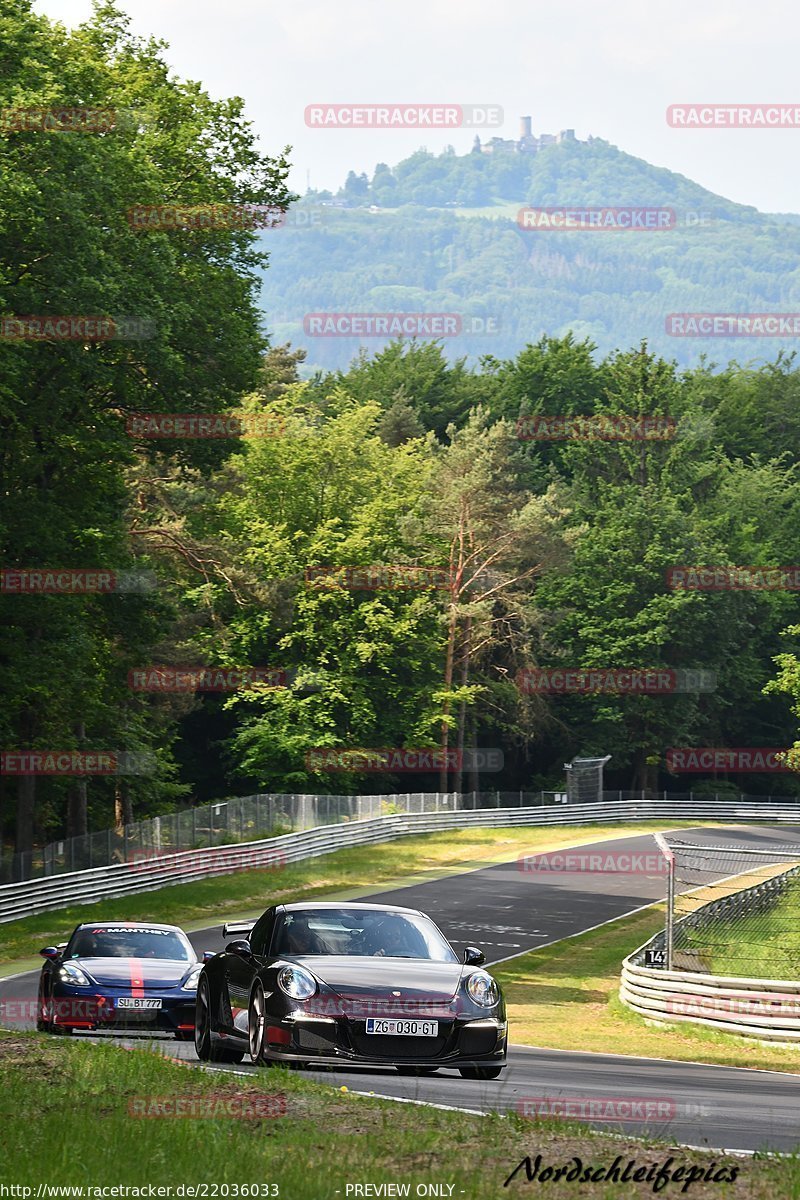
39, 947, 61, 960
463, 946, 485, 966
202, 951, 215, 963
225, 940, 252, 957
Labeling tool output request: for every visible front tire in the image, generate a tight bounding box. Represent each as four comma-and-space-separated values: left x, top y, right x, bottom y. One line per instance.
36, 983, 51, 1033
195, 976, 244, 1064
459, 1065, 503, 1080
249, 981, 269, 1065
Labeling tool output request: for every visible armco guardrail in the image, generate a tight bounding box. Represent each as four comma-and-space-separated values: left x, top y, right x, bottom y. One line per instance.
620, 955, 800, 1042
621, 861, 800, 1042
16, 787, 798, 884
3, 795, 800, 924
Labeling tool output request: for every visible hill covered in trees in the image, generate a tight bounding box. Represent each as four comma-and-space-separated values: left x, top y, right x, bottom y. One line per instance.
258, 137, 800, 371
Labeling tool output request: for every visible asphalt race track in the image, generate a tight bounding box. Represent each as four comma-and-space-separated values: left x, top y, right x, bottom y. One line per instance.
3, 824, 800, 1152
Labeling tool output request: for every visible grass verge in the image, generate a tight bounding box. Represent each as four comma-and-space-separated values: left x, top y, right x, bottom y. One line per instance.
0, 821, 717, 967
1, 1030, 796, 1197
495, 907, 800, 1073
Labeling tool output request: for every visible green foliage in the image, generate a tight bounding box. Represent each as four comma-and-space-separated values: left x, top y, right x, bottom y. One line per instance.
266, 140, 800, 372
0, 0, 293, 851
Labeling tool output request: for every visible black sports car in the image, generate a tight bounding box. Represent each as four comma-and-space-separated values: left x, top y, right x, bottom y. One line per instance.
37, 921, 208, 1038
195, 901, 507, 1078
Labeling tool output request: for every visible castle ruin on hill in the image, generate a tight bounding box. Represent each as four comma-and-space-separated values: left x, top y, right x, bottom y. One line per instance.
473, 115, 587, 155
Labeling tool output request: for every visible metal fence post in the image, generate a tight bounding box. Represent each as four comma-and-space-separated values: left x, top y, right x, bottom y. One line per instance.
654, 832, 675, 971
666, 855, 675, 971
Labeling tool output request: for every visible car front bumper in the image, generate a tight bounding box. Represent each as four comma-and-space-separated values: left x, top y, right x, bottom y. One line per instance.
258, 1013, 508, 1067
49, 985, 195, 1034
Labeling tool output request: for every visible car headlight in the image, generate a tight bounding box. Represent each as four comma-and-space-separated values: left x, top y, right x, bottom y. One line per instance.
181, 967, 203, 991
58, 963, 91, 987
276, 964, 317, 1001
466, 971, 498, 1008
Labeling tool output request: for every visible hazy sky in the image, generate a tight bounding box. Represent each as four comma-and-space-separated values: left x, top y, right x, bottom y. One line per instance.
34, 0, 800, 213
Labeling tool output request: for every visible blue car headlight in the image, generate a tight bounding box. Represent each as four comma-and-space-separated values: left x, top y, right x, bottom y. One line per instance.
181, 967, 203, 991
466, 971, 498, 1008
277, 964, 317, 1001
58, 963, 91, 987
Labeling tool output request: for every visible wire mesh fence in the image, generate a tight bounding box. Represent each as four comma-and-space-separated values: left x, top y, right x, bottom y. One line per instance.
664, 838, 800, 978
3, 787, 798, 884
3, 789, 557, 882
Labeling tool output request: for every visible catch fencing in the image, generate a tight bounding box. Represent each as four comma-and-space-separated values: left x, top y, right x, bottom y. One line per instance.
5, 787, 798, 884
621, 836, 800, 1042
3, 792, 800, 924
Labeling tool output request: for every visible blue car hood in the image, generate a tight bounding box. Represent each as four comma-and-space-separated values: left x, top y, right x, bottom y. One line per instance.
68, 957, 194, 988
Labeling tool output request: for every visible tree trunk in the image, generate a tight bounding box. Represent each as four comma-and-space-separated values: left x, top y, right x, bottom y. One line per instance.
14, 774, 36, 877
467, 709, 480, 797
66, 721, 88, 840
439, 602, 458, 792
66, 779, 88, 841
454, 615, 473, 795
630, 747, 653, 793
13, 706, 38, 871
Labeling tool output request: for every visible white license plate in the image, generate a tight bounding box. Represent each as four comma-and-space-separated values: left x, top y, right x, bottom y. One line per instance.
365, 1018, 437, 1037
116, 998, 162, 1010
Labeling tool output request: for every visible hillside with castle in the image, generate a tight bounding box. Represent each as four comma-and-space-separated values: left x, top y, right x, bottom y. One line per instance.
473, 115, 586, 154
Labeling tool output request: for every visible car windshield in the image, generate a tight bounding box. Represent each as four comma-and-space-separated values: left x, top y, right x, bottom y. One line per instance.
68, 926, 192, 962
272, 909, 458, 961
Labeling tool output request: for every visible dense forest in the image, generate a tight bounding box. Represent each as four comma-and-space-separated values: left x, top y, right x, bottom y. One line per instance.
2, 1, 800, 873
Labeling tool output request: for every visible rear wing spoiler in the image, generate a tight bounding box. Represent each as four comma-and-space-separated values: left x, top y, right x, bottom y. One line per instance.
222, 921, 255, 939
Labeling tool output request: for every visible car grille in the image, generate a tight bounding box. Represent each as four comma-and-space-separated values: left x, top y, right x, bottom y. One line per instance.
458, 1025, 498, 1056
349, 1032, 448, 1059
109, 1010, 161, 1024
295, 1028, 340, 1053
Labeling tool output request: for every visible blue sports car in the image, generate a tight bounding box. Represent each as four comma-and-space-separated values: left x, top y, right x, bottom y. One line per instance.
37, 921, 207, 1039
